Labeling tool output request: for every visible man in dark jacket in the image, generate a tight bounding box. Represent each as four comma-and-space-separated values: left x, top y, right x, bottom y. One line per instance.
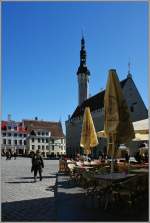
31, 150, 44, 182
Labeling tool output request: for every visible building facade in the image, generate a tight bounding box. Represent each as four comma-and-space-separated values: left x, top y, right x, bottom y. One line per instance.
65, 38, 148, 157
1, 120, 27, 155
23, 119, 66, 157
1, 117, 66, 157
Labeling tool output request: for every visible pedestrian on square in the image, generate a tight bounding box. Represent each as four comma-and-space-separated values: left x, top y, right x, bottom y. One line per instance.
31, 150, 44, 182
14, 152, 17, 160
6, 151, 10, 160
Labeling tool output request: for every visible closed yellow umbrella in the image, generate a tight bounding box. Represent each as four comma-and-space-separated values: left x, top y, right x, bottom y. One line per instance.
80, 107, 99, 155
104, 69, 135, 172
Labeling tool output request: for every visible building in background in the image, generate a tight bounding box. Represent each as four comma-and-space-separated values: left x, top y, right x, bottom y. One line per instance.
65, 38, 148, 157
23, 119, 66, 157
1, 117, 27, 155
1, 116, 66, 157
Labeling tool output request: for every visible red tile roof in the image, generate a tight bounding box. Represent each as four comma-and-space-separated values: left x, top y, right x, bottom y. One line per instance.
23, 120, 65, 138
1, 121, 7, 130
1, 121, 28, 132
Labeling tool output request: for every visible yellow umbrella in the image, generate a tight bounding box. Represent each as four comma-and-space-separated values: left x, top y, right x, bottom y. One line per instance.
104, 69, 135, 171
80, 107, 99, 155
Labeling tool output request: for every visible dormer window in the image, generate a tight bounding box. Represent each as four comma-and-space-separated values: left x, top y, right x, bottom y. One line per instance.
30, 130, 36, 136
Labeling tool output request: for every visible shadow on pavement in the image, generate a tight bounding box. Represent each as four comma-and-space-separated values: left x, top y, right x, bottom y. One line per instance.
56, 191, 149, 222
5, 181, 33, 184
45, 185, 56, 193
56, 174, 149, 222
2, 197, 56, 222
18, 176, 56, 180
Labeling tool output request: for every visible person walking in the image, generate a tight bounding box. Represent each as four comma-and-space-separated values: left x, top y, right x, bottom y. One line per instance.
6, 151, 11, 160
14, 152, 17, 160
31, 150, 44, 182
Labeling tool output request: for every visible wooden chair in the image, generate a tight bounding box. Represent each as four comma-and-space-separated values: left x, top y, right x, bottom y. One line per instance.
59, 160, 67, 173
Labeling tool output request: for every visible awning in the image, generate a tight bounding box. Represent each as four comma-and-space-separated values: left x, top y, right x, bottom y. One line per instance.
97, 119, 149, 141
133, 133, 149, 141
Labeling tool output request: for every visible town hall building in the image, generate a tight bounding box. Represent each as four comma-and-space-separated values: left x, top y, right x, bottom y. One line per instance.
65, 37, 148, 157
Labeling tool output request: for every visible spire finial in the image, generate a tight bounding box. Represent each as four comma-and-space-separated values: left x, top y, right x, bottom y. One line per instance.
127, 59, 132, 78
128, 60, 131, 74
81, 28, 84, 39
81, 30, 85, 48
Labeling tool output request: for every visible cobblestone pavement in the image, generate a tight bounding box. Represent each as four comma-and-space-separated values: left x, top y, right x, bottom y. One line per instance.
1, 157, 59, 222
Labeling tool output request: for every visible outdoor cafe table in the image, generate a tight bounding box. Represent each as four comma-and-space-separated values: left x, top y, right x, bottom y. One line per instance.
94, 172, 136, 182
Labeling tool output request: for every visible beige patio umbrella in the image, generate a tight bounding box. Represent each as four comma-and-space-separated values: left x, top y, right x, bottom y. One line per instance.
104, 69, 135, 172
133, 132, 149, 141
80, 107, 99, 155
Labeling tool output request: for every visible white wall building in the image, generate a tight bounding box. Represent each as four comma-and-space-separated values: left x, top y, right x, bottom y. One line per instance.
1, 119, 27, 155
23, 119, 66, 157
1, 117, 66, 157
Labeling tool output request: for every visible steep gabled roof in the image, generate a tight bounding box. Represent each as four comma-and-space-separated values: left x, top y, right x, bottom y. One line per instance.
23, 120, 65, 138
71, 78, 128, 119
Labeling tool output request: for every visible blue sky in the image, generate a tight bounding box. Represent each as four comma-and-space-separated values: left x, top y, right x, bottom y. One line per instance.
2, 1, 148, 132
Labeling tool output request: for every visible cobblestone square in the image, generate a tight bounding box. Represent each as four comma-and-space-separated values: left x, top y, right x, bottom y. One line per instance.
1, 157, 59, 221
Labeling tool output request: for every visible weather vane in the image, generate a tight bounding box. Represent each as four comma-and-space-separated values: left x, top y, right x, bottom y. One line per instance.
128, 59, 131, 74
81, 28, 85, 38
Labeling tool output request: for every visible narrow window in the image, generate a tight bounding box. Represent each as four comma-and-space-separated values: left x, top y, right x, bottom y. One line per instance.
130, 106, 134, 112
3, 139, 6, 144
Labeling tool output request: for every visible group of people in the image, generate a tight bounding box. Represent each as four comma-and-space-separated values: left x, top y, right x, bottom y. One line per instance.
4, 151, 17, 160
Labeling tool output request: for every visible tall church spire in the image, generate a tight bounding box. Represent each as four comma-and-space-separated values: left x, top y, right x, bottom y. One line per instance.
80, 36, 86, 66
77, 36, 90, 105
77, 36, 90, 75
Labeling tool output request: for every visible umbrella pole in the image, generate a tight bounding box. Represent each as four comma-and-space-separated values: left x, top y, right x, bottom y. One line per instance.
111, 155, 114, 173
111, 134, 114, 173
